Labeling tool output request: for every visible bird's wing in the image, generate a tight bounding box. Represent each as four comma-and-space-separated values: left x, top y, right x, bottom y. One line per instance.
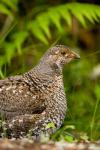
0, 75, 46, 118
7, 114, 42, 134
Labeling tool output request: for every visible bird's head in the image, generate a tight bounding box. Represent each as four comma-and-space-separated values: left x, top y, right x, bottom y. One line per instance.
39, 45, 80, 72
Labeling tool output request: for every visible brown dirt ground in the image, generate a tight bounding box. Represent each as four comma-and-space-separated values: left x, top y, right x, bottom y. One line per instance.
0, 138, 100, 150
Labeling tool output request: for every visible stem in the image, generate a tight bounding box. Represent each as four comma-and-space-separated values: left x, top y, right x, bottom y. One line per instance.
90, 97, 100, 140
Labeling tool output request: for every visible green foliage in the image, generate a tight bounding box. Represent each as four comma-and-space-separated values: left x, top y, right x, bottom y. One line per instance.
0, 0, 18, 16
0, 2, 100, 71
46, 122, 56, 129
95, 85, 100, 99
90, 85, 100, 140
51, 125, 75, 142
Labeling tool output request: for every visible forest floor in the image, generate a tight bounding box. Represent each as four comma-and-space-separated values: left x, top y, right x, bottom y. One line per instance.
0, 138, 100, 150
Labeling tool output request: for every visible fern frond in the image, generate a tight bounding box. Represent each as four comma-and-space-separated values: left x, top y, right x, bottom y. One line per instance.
36, 13, 51, 39
28, 3, 100, 43
56, 5, 72, 26
13, 31, 28, 54
1, 0, 18, 11
28, 21, 48, 44
0, 4, 12, 16
0, 2, 100, 69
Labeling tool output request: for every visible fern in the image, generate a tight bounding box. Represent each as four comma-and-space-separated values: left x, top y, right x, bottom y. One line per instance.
1, 0, 18, 11
0, 2, 100, 70
28, 3, 100, 42
0, 4, 12, 16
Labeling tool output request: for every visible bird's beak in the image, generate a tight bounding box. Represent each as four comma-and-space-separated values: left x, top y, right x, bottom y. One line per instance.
69, 51, 80, 59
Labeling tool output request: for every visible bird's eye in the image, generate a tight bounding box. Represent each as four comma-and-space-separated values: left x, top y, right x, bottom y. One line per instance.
61, 51, 66, 56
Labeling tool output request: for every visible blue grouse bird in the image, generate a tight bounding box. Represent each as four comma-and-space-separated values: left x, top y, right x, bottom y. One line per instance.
0, 45, 80, 138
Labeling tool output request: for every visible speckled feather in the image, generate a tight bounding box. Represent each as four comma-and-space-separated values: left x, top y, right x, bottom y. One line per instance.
0, 45, 80, 138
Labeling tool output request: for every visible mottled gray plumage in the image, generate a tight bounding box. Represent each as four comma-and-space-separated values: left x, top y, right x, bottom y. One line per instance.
0, 45, 80, 138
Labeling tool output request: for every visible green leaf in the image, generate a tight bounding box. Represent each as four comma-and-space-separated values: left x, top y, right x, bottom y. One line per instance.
80, 133, 89, 141
57, 5, 71, 26
48, 8, 63, 32
0, 69, 5, 79
95, 85, 100, 99
77, 4, 98, 23
0, 4, 12, 16
94, 5, 100, 17
45, 122, 56, 129
64, 135, 74, 142
28, 21, 48, 44
13, 31, 28, 54
68, 3, 86, 27
28, 3, 100, 44
37, 13, 51, 39
4, 43, 16, 64
63, 125, 75, 130
1, 0, 18, 10
0, 56, 6, 68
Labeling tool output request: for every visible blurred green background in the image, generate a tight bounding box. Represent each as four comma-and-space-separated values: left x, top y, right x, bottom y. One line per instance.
0, 0, 100, 141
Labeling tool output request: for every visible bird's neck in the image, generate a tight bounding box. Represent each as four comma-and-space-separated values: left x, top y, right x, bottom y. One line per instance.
34, 61, 62, 76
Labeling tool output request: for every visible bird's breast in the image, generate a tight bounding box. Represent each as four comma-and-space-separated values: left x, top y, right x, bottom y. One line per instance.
44, 75, 67, 128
